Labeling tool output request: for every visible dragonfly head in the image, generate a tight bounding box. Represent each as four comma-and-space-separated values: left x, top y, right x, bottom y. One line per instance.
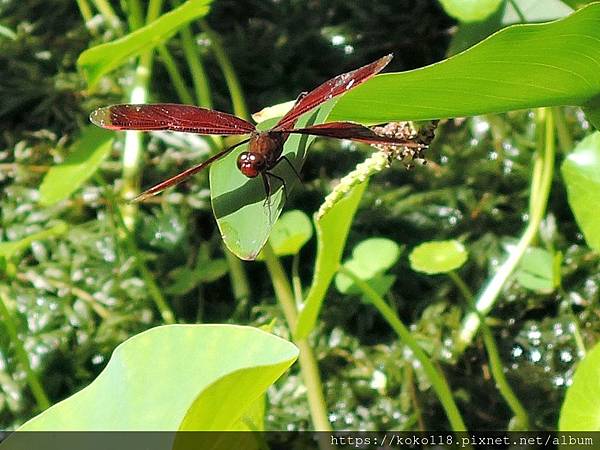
237, 152, 265, 178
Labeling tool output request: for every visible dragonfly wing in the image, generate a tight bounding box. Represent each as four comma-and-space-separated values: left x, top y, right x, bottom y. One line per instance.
90, 103, 256, 135
132, 139, 250, 202
287, 122, 422, 146
273, 54, 393, 131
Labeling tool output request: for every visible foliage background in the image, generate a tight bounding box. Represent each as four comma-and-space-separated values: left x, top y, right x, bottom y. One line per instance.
0, 0, 598, 431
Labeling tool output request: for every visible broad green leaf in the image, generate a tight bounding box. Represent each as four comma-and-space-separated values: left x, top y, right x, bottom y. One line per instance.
0, 222, 68, 259
409, 240, 468, 274
12, 325, 297, 431
257, 210, 313, 259
39, 126, 113, 206
329, 4, 600, 125
77, 0, 212, 87
514, 247, 555, 292
438, 0, 504, 22
559, 341, 600, 430
294, 182, 368, 340
211, 102, 334, 261
561, 131, 600, 251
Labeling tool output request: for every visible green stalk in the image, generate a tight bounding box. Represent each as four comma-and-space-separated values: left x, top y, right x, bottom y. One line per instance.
262, 243, 331, 433
200, 19, 249, 120
120, 0, 164, 228
448, 271, 529, 430
98, 175, 176, 324
179, 27, 213, 109
91, 0, 122, 31
338, 266, 471, 437
456, 108, 555, 352
553, 107, 574, 153
291, 253, 303, 307
0, 289, 51, 411
125, 0, 144, 30
157, 45, 195, 105
223, 246, 251, 306
203, 26, 254, 306
167, 0, 212, 109
75, 0, 94, 27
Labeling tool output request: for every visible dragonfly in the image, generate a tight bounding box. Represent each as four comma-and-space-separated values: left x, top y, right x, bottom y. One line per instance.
90, 54, 424, 204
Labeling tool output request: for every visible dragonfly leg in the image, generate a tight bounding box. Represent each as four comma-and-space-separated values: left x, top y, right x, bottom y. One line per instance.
265, 171, 287, 203
261, 172, 273, 223
278, 155, 302, 183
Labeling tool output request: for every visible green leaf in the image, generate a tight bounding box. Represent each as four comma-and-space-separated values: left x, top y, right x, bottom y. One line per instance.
561, 131, 600, 251
257, 210, 313, 259
409, 240, 468, 274
329, 4, 600, 124
559, 341, 600, 430
294, 182, 368, 340
0, 222, 68, 259
211, 102, 334, 261
77, 0, 212, 87
39, 126, 113, 206
514, 247, 555, 292
438, 0, 504, 22
334, 238, 401, 293
11, 325, 297, 431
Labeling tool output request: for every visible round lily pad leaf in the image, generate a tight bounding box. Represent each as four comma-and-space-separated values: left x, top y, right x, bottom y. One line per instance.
352, 238, 401, 274
409, 240, 468, 274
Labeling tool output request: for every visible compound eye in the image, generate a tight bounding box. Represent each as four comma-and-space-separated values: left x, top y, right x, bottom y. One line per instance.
236, 152, 261, 178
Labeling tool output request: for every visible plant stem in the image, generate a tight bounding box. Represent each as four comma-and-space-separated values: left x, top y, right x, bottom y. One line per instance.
168, 0, 212, 108
92, 0, 122, 30
553, 107, 574, 152
156, 45, 195, 105
338, 266, 470, 436
75, 0, 95, 30
98, 175, 176, 324
456, 108, 555, 352
292, 253, 303, 307
223, 246, 251, 306
120, 0, 163, 229
203, 24, 254, 308
0, 289, 51, 411
448, 271, 530, 430
200, 19, 249, 120
261, 243, 331, 433
126, 0, 144, 30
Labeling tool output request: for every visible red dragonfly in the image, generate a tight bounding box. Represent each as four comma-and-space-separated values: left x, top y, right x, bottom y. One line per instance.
90, 54, 422, 203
